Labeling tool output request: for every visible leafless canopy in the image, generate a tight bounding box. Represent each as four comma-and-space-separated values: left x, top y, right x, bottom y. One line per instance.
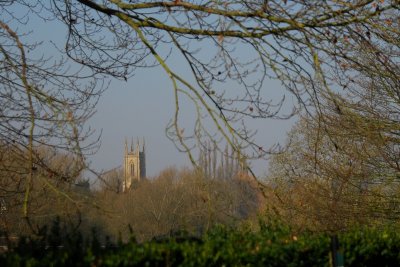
1, 1, 105, 219
1, 1, 399, 219
49, 0, 399, 163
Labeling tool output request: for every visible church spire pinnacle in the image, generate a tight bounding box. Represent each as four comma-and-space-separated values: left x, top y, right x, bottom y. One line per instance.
125, 137, 128, 153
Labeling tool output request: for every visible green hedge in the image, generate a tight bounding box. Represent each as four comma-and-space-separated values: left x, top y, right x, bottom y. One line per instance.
1, 221, 400, 266
340, 226, 400, 267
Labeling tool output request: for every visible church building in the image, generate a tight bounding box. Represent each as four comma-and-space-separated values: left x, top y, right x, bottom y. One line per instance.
123, 138, 146, 191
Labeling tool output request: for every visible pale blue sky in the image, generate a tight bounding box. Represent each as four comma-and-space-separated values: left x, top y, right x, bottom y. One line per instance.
90, 71, 295, 177
10, 3, 296, 178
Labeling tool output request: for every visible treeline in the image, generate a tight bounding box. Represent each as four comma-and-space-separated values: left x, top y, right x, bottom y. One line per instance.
3, 135, 400, 242
96, 166, 262, 242
0, 142, 262, 243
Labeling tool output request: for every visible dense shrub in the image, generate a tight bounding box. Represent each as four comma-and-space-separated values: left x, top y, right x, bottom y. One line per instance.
1, 220, 399, 266
340, 226, 400, 267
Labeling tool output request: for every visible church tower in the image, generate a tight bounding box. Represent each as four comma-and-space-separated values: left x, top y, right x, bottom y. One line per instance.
123, 138, 146, 191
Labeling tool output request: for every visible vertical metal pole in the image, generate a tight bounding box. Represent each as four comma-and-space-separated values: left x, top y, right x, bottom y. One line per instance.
331, 234, 344, 267
331, 235, 338, 267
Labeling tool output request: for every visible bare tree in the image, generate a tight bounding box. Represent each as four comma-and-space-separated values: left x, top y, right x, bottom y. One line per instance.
99, 167, 124, 193
1, 1, 400, 225
267, 109, 400, 232
6, 0, 396, 174
0, 4, 104, 225
96, 167, 261, 241
0, 145, 95, 236
198, 142, 244, 179
265, 8, 400, 230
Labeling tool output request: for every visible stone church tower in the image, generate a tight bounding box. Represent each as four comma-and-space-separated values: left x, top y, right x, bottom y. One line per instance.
123, 138, 146, 191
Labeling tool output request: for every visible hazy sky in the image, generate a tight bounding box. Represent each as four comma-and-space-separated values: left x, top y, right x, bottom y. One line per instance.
90, 71, 295, 177
13, 4, 296, 178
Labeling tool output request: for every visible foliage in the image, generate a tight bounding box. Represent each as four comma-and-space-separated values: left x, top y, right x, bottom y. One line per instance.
3, 219, 400, 267
340, 226, 400, 267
